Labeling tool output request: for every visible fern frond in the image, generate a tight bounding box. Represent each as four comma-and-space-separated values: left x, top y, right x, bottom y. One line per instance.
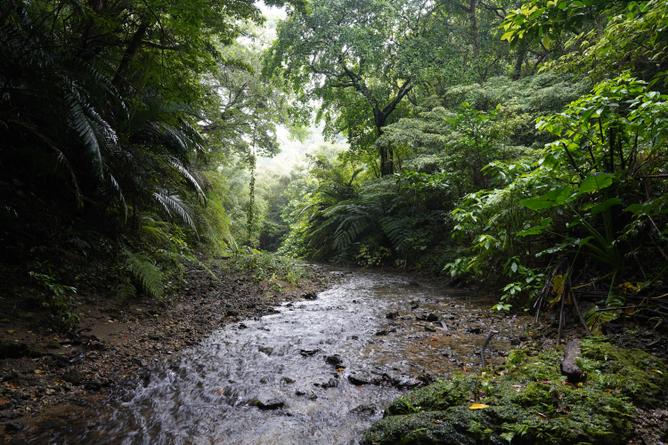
123, 250, 164, 299
169, 157, 206, 203
64, 82, 104, 177
109, 173, 127, 221
153, 189, 197, 231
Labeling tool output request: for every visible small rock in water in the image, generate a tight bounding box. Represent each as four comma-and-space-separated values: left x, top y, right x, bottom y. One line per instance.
258, 346, 273, 355
325, 354, 344, 367
315, 375, 339, 389
466, 326, 482, 334
385, 311, 400, 320
350, 404, 377, 416
384, 374, 422, 389
280, 376, 295, 384
299, 349, 320, 357
249, 398, 285, 410
348, 371, 381, 386
302, 292, 318, 300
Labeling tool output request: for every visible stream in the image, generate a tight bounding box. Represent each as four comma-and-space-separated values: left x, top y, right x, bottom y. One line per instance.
28, 271, 524, 445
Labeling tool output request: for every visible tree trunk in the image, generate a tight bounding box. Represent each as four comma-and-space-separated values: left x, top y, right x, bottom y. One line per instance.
379, 144, 394, 176
112, 21, 149, 87
512, 40, 527, 80
469, 0, 479, 58
375, 111, 394, 176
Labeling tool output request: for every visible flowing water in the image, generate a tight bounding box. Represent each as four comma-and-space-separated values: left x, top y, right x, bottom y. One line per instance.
28, 271, 521, 445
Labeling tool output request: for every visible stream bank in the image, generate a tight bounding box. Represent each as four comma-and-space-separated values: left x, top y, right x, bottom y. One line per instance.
0, 260, 331, 442
3, 268, 666, 444
6, 271, 538, 444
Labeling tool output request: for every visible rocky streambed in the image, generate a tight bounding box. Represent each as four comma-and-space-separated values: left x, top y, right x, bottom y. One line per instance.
17, 271, 535, 444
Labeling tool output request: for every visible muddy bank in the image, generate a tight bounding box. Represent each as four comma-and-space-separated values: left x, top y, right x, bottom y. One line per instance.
0, 260, 333, 441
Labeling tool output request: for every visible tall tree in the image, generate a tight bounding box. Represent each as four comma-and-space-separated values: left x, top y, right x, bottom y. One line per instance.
266, 0, 440, 175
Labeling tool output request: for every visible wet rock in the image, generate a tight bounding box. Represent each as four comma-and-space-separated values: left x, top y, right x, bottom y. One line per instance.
83, 378, 109, 391
299, 348, 320, 357
295, 389, 318, 400
325, 354, 344, 367
423, 325, 437, 332
302, 292, 318, 300
62, 370, 85, 386
466, 327, 482, 334
375, 328, 397, 336
385, 311, 400, 320
249, 398, 285, 410
409, 300, 420, 310
384, 374, 422, 389
315, 376, 339, 389
416, 313, 439, 322
351, 404, 377, 416
348, 371, 381, 386
280, 376, 295, 384
258, 346, 273, 355
238, 323, 248, 329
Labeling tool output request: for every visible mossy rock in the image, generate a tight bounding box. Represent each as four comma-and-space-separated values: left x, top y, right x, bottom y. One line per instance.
386, 376, 477, 415
363, 338, 667, 445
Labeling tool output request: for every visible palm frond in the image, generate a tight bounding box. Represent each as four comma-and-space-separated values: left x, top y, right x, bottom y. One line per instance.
153, 189, 197, 231
109, 173, 128, 221
64, 82, 104, 178
169, 157, 206, 203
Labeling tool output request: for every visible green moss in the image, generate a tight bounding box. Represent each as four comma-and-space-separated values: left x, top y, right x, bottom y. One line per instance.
386, 376, 477, 415
363, 339, 667, 445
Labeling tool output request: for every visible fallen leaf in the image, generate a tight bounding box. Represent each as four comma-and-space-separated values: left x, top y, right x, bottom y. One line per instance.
469, 403, 490, 410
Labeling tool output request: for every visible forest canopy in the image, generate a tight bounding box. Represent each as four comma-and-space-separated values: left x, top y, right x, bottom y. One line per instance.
1, 0, 666, 326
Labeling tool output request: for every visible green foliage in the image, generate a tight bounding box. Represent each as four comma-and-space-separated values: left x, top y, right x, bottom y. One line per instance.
123, 250, 164, 300
0, 0, 298, 322
28, 272, 80, 331
230, 250, 306, 285
364, 339, 668, 445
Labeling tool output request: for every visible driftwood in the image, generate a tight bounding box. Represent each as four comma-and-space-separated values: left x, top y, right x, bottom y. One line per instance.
561, 339, 586, 383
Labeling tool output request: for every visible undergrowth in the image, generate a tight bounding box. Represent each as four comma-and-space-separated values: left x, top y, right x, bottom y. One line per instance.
229, 250, 307, 286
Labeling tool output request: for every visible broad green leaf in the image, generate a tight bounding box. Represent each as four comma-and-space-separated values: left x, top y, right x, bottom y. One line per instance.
517, 218, 553, 237
578, 173, 615, 193
520, 187, 573, 210
586, 198, 622, 215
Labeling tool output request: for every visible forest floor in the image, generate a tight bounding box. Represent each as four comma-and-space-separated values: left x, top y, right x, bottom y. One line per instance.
0, 260, 334, 441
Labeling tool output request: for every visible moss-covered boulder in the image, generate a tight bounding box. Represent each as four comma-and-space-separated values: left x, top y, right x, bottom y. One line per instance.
363, 338, 667, 445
